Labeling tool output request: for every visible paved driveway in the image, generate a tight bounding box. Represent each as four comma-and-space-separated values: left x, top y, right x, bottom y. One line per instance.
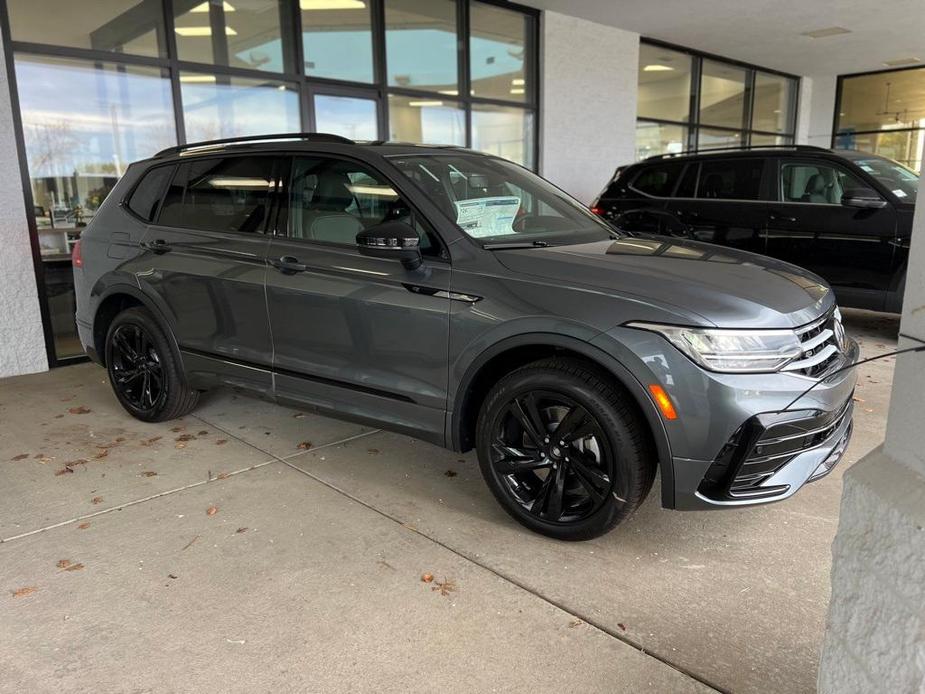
0, 309, 898, 693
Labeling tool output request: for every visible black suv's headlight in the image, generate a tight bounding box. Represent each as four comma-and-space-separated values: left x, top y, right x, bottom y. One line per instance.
627, 323, 803, 373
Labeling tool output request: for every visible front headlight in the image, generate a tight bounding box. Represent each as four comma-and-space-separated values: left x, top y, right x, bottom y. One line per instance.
627, 322, 803, 373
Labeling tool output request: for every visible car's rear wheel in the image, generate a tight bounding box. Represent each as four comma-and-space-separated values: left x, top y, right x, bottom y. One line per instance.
105, 307, 199, 422
475, 358, 655, 541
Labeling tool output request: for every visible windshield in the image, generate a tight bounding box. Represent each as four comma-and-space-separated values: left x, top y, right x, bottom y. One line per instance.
388, 153, 614, 245
850, 154, 919, 203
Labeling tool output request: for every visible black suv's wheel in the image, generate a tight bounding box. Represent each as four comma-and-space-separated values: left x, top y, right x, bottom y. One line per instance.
475, 358, 655, 541
104, 307, 199, 422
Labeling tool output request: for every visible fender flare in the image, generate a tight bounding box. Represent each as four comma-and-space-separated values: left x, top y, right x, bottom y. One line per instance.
91, 282, 182, 365
449, 332, 676, 509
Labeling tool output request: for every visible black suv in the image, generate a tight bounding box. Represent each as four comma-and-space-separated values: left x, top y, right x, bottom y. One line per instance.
591, 145, 918, 313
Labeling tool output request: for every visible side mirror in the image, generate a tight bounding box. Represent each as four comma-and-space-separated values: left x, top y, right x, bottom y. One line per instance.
841, 188, 888, 209
356, 221, 423, 271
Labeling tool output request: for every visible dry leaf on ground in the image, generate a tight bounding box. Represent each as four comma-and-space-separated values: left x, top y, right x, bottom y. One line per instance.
215, 439, 227, 446
12, 586, 37, 598
444, 469, 458, 477
68, 406, 91, 415
141, 471, 158, 477
91, 496, 103, 505
431, 578, 456, 596
140, 436, 162, 446
170, 426, 185, 432
77, 522, 90, 530
176, 434, 196, 442
421, 573, 434, 583
297, 441, 313, 450
56, 559, 72, 569
206, 505, 218, 516
236, 527, 248, 534
11, 454, 29, 461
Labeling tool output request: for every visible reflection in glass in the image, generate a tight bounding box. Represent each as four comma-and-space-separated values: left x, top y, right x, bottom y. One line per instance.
697, 127, 743, 150
15, 55, 176, 359
174, 0, 287, 72
8, 0, 166, 57
388, 94, 464, 145
635, 121, 687, 160
470, 2, 531, 102
314, 94, 378, 140
181, 73, 300, 142
835, 131, 925, 173
637, 44, 693, 122
837, 67, 925, 132
750, 133, 791, 147
385, 0, 458, 93
753, 72, 793, 133
471, 105, 533, 167
302, 0, 374, 82
699, 60, 746, 129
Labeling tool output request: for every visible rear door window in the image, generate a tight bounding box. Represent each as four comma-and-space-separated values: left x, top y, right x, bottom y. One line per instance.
126, 165, 174, 222
630, 162, 684, 197
696, 159, 764, 200
158, 156, 276, 233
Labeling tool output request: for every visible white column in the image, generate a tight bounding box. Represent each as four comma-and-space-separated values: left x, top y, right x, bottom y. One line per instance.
0, 33, 48, 377
819, 174, 925, 691
539, 12, 639, 205
799, 73, 838, 148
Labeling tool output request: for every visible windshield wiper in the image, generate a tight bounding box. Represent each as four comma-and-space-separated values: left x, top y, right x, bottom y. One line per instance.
483, 240, 550, 250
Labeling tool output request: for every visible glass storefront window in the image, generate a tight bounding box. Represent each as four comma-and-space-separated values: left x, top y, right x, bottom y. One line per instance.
385, 0, 458, 93
837, 68, 925, 132
753, 72, 793, 133
635, 121, 688, 160
469, 2, 531, 103
174, 0, 288, 72
835, 130, 925, 173
181, 73, 300, 142
697, 128, 744, 150
314, 94, 378, 140
15, 55, 176, 359
8, 0, 166, 57
637, 43, 693, 122
699, 60, 746, 129
388, 94, 464, 145
471, 105, 533, 167
750, 133, 791, 147
301, 0, 374, 83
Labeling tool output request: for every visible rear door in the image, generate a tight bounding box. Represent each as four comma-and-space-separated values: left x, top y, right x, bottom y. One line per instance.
766, 157, 897, 305
264, 154, 451, 443
139, 154, 276, 394
666, 157, 769, 255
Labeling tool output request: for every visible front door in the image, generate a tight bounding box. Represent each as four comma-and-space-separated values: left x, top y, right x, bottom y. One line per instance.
766, 158, 897, 307
139, 154, 277, 394
265, 154, 451, 443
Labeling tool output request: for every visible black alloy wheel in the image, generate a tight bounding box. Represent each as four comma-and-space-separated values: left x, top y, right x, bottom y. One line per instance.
110, 323, 166, 414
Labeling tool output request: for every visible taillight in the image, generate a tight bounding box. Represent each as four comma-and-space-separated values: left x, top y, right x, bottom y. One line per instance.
72, 239, 83, 268
590, 206, 605, 216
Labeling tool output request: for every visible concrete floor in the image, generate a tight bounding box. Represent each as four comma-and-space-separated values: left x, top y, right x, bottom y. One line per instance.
0, 309, 898, 693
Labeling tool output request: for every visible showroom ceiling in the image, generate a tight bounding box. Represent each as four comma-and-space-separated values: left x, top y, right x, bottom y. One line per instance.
526, 0, 924, 76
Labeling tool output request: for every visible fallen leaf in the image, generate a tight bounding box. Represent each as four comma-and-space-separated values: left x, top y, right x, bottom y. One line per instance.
444, 469, 458, 478
54, 467, 73, 476
116, 437, 126, 443
568, 619, 583, 628
77, 522, 90, 530
168, 574, 178, 580
293, 412, 305, 419
91, 496, 103, 505
54, 414, 64, 419
68, 406, 91, 415
175, 442, 187, 450
12, 586, 37, 598
176, 434, 196, 442
141, 471, 158, 477
93, 449, 109, 460
34, 453, 46, 459
170, 426, 184, 433
617, 623, 627, 631
215, 439, 227, 446
297, 441, 313, 450
197, 430, 208, 436
421, 573, 434, 583
206, 505, 218, 516
217, 472, 229, 480
140, 436, 162, 447
11, 454, 29, 461
431, 578, 456, 596
367, 448, 380, 454
852, 396, 865, 403
62, 563, 84, 572
56, 559, 72, 569
235, 527, 248, 534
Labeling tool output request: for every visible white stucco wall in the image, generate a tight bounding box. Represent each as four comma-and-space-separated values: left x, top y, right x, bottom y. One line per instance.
801, 73, 838, 148
539, 12, 639, 204
0, 35, 47, 378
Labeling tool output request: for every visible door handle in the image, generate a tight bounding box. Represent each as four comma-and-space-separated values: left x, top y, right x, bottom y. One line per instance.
140, 239, 172, 254
769, 213, 797, 223
270, 255, 308, 274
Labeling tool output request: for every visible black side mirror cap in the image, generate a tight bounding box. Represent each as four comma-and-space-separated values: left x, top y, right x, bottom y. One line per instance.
841, 188, 888, 209
356, 221, 423, 271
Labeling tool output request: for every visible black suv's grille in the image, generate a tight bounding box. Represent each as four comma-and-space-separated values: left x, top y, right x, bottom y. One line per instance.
780, 310, 844, 378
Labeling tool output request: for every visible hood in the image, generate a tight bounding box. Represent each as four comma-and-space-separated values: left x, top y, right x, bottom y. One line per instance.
493, 235, 834, 329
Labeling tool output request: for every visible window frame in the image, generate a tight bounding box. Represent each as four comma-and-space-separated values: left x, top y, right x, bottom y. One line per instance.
122, 162, 178, 224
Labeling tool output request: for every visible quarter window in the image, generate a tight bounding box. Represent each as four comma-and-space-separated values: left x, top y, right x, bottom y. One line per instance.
630, 163, 684, 197
126, 165, 174, 222
158, 156, 276, 233
697, 159, 764, 200
780, 162, 868, 205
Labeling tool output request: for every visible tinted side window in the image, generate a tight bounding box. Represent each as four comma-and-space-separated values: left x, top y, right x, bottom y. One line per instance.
697, 159, 764, 200
675, 163, 699, 198
158, 156, 275, 233
630, 162, 684, 197
780, 161, 869, 205
126, 165, 173, 222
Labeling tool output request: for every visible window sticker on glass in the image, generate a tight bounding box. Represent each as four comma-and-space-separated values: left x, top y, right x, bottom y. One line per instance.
455, 196, 521, 237
893, 189, 907, 198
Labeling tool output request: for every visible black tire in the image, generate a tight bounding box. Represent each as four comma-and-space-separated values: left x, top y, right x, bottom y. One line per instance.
104, 307, 199, 422
475, 357, 655, 541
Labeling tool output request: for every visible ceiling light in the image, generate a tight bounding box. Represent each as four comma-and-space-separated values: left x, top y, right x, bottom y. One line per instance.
438, 89, 458, 95
511, 78, 525, 86
190, 1, 236, 11
801, 27, 851, 39
883, 57, 921, 67
407, 100, 443, 107
175, 26, 238, 36
643, 64, 674, 72
509, 88, 525, 95
180, 74, 217, 83
300, 0, 366, 9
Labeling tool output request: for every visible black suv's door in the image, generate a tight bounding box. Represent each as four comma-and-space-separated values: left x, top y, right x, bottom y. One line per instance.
666, 157, 769, 255
264, 154, 451, 444
595, 161, 678, 233
766, 157, 897, 308
139, 155, 276, 394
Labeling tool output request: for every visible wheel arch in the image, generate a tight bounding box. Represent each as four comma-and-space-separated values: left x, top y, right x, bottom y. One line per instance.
449, 333, 676, 509
92, 283, 180, 367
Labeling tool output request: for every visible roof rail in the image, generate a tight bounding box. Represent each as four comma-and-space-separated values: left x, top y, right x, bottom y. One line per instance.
644, 144, 831, 161
154, 132, 354, 158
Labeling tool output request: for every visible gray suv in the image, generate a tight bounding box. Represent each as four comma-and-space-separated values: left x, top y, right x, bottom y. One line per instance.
73, 133, 858, 540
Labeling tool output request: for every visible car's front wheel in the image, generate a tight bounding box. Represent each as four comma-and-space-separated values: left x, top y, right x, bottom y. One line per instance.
475, 358, 655, 541
105, 307, 199, 422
